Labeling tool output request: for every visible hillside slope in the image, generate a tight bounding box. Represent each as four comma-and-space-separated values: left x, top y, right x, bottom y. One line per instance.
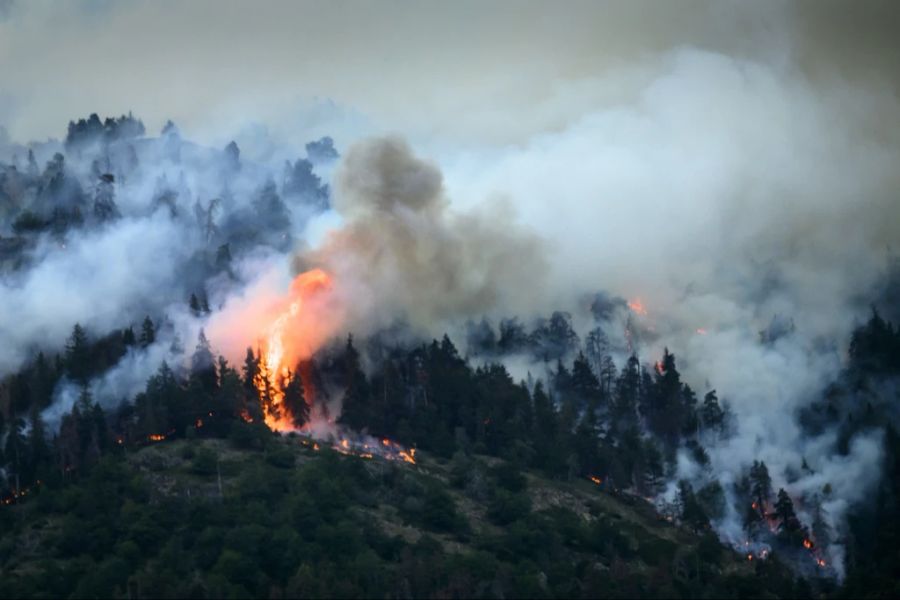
0, 430, 808, 599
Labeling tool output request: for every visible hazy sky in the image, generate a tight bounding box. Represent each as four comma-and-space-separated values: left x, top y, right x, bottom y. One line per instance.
1, 1, 898, 149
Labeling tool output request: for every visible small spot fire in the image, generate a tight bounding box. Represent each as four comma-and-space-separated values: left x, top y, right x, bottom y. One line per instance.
298, 435, 416, 464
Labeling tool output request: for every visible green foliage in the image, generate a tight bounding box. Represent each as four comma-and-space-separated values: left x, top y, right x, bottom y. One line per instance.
3, 308, 899, 598
190, 448, 218, 475
488, 489, 532, 525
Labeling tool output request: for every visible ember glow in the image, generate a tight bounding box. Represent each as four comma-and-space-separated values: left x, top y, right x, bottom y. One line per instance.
300, 435, 417, 464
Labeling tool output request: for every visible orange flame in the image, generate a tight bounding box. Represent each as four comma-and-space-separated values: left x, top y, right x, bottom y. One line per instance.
253, 268, 335, 431
627, 298, 648, 316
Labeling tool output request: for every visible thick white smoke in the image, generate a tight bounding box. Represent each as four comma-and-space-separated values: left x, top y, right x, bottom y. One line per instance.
436, 47, 900, 576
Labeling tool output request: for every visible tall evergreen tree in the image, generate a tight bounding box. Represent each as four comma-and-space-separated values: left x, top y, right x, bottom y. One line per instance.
338, 336, 370, 431
749, 460, 773, 520
701, 390, 724, 434
774, 488, 803, 536
282, 370, 309, 429
139, 317, 156, 348
65, 324, 91, 384
190, 329, 218, 395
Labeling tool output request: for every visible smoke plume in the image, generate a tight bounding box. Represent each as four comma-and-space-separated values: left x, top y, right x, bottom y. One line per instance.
298, 136, 545, 335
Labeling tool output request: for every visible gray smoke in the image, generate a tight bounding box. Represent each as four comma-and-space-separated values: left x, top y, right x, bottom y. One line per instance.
298, 136, 545, 335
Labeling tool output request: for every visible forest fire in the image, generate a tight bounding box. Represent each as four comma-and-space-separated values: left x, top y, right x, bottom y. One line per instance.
215, 266, 420, 464
251, 268, 335, 432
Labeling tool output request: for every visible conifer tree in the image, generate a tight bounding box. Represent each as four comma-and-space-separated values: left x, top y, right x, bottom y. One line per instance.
139, 316, 156, 347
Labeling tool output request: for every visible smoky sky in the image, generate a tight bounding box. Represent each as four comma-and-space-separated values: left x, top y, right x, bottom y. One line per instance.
1, 1, 899, 150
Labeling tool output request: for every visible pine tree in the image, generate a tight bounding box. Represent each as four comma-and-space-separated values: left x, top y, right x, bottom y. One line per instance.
571, 351, 602, 411
337, 335, 370, 431
701, 390, 724, 434
139, 316, 156, 347
30, 352, 55, 410
282, 370, 309, 429
749, 460, 773, 518
65, 324, 90, 384
648, 348, 685, 446
93, 173, 119, 221
27, 148, 39, 177
190, 329, 218, 395
774, 489, 802, 531
614, 354, 641, 431
242, 348, 260, 398
600, 355, 617, 398
584, 327, 609, 377
214, 356, 243, 418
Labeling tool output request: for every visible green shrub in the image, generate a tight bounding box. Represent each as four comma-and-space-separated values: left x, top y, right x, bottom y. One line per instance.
191, 448, 218, 476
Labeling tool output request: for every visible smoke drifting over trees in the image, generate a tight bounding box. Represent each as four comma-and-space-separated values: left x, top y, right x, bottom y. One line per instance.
0, 1, 899, 594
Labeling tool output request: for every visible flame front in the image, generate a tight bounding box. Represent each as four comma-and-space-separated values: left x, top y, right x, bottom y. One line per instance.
255, 268, 334, 431
213, 266, 418, 462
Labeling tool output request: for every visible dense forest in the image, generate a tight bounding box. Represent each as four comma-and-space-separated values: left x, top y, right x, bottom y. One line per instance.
1, 306, 898, 597
1, 115, 899, 598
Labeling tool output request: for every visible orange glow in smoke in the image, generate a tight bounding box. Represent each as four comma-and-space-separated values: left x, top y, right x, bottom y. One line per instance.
627, 298, 648, 316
